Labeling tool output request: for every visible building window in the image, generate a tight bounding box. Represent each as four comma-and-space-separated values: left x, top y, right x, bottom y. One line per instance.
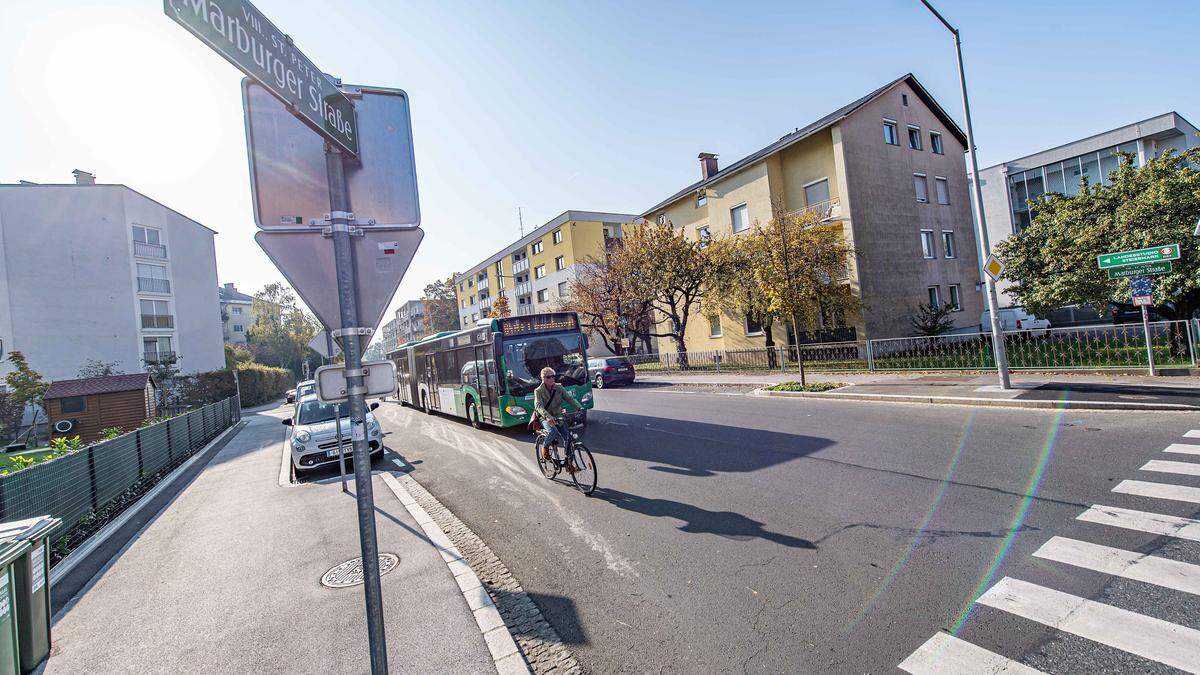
558, 281, 568, 295
472, 313, 478, 321
555, 256, 566, 271
60, 396, 86, 414
231, 306, 242, 315
136, 263, 170, 293
468, 278, 473, 287
935, 177, 949, 205
948, 284, 962, 312
140, 299, 171, 328
942, 231, 956, 259
536, 289, 549, 303
744, 314, 764, 336
233, 324, 244, 332
696, 191, 706, 208
552, 230, 563, 245
656, 213, 667, 225
707, 315, 722, 338
930, 132, 944, 155
469, 295, 476, 305
921, 230, 936, 259
534, 265, 546, 279
495, 261, 504, 278
132, 225, 161, 245
927, 286, 941, 308
730, 204, 749, 233
902, 93, 909, 106
914, 174, 928, 203
804, 178, 830, 207
883, 120, 899, 145
532, 241, 543, 254
696, 225, 710, 247
907, 126, 922, 150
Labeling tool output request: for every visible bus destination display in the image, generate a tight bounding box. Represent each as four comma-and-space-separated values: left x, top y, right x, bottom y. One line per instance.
499, 313, 578, 337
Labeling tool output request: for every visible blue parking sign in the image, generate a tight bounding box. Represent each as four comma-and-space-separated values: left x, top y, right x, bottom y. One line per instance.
1131, 277, 1153, 306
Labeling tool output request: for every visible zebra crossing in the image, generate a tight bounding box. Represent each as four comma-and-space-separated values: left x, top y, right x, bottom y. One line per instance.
899, 429, 1200, 674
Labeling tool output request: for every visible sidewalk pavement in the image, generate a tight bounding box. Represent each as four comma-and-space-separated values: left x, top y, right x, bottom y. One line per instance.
46, 404, 500, 673
636, 370, 1200, 410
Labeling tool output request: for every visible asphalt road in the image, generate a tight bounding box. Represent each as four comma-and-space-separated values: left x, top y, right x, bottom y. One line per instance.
374, 384, 1200, 673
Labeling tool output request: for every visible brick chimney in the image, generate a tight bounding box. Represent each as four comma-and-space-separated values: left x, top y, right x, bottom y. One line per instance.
72, 169, 95, 185
698, 153, 718, 180
224, 283, 236, 292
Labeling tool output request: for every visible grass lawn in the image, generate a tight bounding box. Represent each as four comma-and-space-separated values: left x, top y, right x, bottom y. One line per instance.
0, 448, 58, 472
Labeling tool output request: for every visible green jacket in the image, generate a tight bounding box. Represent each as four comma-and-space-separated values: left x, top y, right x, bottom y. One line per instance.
533, 382, 580, 420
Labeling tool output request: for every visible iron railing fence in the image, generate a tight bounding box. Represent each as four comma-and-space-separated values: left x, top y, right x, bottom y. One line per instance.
133, 241, 168, 258
0, 396, 240, 540
136, 276, 171, 293
624, 320, 1194, 375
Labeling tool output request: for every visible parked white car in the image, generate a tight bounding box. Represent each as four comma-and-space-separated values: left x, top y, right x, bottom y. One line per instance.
283, 395, 383, 474
981, 307, 1051, 336
295, 379, 316, 401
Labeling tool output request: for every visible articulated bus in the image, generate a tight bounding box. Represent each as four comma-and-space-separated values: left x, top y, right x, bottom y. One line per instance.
386, 312, 594, 428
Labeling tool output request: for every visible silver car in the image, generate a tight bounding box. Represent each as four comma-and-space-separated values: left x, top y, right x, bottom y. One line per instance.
283, 395, 383, 474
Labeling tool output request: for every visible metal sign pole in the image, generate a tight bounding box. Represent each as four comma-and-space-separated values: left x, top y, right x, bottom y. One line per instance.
326, 145, 388, 673
334, 407, 349, 494
1142, 305, 1157, 376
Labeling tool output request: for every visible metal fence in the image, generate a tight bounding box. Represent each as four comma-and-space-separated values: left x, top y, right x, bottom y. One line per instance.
626, 320, 1194, 375
0, 396, 240, 536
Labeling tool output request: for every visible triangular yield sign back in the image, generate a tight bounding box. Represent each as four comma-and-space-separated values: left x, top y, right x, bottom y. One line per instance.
255, 227, 424, 334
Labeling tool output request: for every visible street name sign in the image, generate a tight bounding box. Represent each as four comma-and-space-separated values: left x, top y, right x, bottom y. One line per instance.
164, 0, 359, 156
1106, 260, 1172, 280
983, 254, 1005, 282
243, 80, 420, 228
255, 227, 424, 334
316, 361, 396, 403
1097, 244, 1180, 269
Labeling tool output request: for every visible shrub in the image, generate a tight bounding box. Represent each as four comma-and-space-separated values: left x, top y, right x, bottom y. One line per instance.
235, 363, 292, 407
767, 381, 846, 393
100, 427, 123, 440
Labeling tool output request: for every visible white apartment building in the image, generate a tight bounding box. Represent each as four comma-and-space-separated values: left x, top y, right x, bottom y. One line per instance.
0, 171, 226, 381
395, 299, 425, 344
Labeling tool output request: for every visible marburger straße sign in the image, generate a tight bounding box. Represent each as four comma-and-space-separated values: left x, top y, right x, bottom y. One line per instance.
164, 0, 358, 156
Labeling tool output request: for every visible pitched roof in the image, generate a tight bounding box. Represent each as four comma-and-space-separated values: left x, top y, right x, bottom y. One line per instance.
218, 286, 255, 303
45, 373, 152, 400
641, 73, 967, 216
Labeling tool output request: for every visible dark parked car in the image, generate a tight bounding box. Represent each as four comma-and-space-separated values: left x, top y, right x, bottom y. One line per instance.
587, 357, 635, 388
1108, 301, 1175, 325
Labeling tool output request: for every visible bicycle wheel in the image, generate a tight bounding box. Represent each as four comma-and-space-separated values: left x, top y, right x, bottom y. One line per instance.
534, 436, 558, 479
568, 443, 597, 495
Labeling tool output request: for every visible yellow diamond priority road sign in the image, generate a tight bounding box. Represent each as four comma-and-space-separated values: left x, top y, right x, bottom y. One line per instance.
983, 254, 1005, 282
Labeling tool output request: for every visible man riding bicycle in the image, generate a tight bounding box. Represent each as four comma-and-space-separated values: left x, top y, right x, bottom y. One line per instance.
533, 366, 582, 471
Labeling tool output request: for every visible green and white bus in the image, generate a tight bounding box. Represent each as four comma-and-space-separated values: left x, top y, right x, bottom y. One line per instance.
387, 312, 594, 428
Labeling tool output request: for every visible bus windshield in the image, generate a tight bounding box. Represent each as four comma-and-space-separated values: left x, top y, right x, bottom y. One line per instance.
296, 398, 351, 425
503, 333, 587, 396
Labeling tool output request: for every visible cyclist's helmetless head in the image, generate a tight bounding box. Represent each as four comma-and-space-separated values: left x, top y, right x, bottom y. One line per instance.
540, 367, 556, 381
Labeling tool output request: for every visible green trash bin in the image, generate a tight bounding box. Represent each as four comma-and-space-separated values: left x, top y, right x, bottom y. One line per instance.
0, 517, 60, 674
0, 539, 30, 675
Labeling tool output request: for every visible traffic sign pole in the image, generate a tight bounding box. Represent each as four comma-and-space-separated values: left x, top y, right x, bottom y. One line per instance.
326, 146, 388, 673
1142, 305, 1157, 377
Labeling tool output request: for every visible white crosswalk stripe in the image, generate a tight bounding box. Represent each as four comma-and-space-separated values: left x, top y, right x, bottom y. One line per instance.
1164, 442, 1200, 456
1113, 479, 1200, 504
1033, 536, 1200, 595
1078, 504, 1200, 542
1141, 459, 1200, 477
898, 632, 1043, 674
977, 577, 1200, 673
1184, 430, 1200, 439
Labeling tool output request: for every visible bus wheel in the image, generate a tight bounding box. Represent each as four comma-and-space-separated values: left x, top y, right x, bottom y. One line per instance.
467, 399, 482, 429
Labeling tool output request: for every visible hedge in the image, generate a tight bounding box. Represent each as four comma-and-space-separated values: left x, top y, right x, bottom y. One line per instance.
176, 364, 291, 409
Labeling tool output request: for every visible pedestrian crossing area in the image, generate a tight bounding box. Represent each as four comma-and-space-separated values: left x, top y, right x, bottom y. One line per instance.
899, 429, 1200, 674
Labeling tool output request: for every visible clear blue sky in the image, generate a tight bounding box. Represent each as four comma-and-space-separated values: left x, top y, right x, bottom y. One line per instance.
2, 0, 1196, 332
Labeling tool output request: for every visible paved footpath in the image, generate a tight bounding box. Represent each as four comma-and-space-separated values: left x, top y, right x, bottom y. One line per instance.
46, 403, 499, 673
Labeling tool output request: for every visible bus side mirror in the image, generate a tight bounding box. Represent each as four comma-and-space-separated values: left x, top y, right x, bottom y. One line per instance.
370, 402, 380, 411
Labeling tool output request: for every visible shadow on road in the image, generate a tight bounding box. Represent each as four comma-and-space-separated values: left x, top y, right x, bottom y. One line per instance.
593, 487, 816, 549
1020, 382, 1200, 405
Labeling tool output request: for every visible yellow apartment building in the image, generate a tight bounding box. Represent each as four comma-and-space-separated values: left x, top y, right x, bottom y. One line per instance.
453, 210, 639, 336
641, 73, 986, 353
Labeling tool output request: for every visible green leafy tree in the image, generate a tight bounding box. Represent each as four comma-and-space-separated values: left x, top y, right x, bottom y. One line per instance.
702, 233, 781, 362
5, 351, 48, 444
489, 294, 511, 318
77, 359, 124, 378
910, 302, 956, 336
560, 257, 654, 355
997, 149, 1200, 318
224, 344, 253, 370
246, 282, 320, 379
421, 277, 459, 334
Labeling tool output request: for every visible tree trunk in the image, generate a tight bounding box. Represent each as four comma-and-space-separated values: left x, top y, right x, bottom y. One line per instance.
673, 333, 689, 370
763, 316, 777, 368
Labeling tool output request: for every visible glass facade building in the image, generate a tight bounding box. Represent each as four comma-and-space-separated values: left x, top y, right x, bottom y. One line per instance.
1006, 141, 1140, 232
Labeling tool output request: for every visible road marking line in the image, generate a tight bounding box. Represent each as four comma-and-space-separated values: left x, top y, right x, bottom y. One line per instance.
1185, 431, 1200, 439
1142, 459, 1200, 477
1033, 536, 1200, 595
1165, 443, 1200, 456
1078, 505, 1200, 542
977, 576, 1200, 672
898, 632, 1042, 674
1113, 479, 1200, 504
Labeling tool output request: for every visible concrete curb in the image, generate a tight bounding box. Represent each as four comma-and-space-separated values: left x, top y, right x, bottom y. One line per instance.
50, 420, 247, 587
751, 388, 1200, 412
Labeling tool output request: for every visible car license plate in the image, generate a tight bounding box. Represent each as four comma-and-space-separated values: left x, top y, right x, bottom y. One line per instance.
326, 447, 347, 458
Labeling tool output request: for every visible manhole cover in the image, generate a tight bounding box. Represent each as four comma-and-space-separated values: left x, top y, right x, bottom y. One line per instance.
321, 553, 400, 588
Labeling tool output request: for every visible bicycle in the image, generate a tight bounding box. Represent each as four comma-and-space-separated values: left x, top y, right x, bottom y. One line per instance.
534, 410, 597, 495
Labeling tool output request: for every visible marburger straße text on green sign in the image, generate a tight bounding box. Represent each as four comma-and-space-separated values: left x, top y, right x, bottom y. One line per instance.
1106, 261, 1172, 280
163, 0, 359, 156
1096, 244, 1180, 269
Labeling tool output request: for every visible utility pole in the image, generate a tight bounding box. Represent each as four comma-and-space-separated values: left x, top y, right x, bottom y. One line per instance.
920, 0, 1011, 389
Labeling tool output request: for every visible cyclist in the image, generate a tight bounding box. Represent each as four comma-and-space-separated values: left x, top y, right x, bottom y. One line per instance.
533, 366, 582, 471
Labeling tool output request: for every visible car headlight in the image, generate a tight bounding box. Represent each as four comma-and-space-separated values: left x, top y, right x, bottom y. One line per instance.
505, 405, 527, 416
369, 421, 381, 436
294, 430, 311, 443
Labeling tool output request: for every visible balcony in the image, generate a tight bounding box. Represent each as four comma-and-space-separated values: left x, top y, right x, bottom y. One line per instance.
515, 282, 531, 296
143, 350, 176, 364
517, 305, 534, 316
133, 241, 168, 259
479, 296, 493, 310
790, 197, 842, 222
140, 314, 175, 329
512, 259, 530, 274
137, 277, 171, 293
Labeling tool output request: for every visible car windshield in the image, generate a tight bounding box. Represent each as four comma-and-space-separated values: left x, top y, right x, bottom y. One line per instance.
296, 398, 351, 425
503, 333, 586, 396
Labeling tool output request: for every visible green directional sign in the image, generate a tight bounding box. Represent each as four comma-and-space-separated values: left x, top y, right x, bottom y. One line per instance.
1107, 261, 1172, 280
1097, 244, 1180, 269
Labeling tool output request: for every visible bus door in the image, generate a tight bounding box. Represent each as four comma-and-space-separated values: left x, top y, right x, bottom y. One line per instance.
473, 343, 499, 422
425, 354, 439, 408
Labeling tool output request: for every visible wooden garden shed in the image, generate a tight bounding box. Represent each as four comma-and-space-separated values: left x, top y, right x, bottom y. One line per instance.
44, 373, 158, 443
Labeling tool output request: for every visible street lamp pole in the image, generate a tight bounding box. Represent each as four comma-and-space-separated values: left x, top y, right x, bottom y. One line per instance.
920, 0, 1011, 390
